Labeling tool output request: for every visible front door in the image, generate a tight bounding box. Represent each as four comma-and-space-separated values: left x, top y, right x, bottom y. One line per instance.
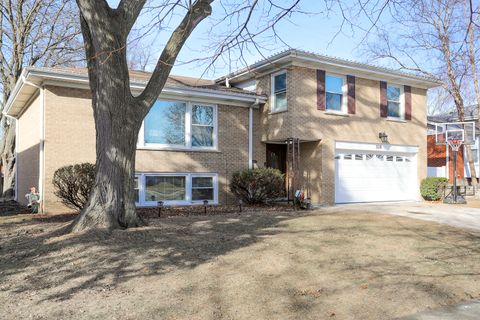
266, 144, 287, 174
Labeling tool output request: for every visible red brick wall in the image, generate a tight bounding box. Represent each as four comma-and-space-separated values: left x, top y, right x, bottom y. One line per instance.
427, 135, 464, 182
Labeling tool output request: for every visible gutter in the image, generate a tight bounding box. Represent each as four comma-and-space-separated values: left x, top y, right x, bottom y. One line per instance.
216, 50, 440, 88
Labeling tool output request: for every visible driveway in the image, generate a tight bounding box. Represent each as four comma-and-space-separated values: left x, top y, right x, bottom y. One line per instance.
336, 201, 480, 231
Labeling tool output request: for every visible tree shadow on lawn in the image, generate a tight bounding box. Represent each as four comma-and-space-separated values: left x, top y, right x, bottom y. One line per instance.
3, 209, 480, 314
0, 211, 298, 302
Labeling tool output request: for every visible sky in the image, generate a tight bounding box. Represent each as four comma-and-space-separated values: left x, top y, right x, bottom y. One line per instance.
110, 0, 375, 79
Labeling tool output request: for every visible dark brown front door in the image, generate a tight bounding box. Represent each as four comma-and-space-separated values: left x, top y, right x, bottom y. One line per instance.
266, 143, 287, 174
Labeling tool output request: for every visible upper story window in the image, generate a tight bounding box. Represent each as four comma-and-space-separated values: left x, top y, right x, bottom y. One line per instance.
326, 74, 346, 112
140, 100, 217, 150
387, 85, 402, 118
271, 71, 287, 112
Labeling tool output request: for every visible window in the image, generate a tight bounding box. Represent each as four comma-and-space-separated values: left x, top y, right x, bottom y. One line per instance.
140, 100, 217, 150
145, 176, 186, 201
135, 173, 218, 205
326, 74, 345, 112
387, 85, 402, 118
271, 72, 287, 112
144, 101, 186, 146
191, 105, 214, 147
192, 177, 214, 201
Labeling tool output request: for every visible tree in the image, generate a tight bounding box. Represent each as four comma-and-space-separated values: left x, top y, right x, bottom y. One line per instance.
0, 0, 84, 198
71, 0, 302, 231
357, 0, 479, 187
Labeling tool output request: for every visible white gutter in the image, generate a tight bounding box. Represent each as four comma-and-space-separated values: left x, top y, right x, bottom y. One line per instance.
217, 50, 440, 88
31, 69, 266, 102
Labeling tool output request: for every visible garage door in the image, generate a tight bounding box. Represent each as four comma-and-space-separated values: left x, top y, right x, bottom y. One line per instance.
335, 142, 418, 203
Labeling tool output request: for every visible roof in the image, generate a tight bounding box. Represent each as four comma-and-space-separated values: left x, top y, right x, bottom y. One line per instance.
216, 49, 440, 89
427, 105, 479, 123
4, 67, 265, 118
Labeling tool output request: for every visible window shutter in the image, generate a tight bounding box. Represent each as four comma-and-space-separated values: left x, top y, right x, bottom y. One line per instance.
347, 75, 356, 114
404, 85, 412, 120
380, 81, 387, 118
317, 70, 326, 110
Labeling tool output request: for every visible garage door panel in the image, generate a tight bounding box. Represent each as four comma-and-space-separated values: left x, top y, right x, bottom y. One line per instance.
335, 147, 417, 203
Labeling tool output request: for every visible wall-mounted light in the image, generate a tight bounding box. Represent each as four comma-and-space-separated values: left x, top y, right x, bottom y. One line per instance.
379, 132, 388, 143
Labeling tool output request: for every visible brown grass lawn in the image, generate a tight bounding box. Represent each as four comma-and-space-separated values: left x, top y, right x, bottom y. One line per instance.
1, 209, 480, 319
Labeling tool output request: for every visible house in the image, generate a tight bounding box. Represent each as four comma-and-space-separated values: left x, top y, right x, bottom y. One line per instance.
4, 49, 438, 213
427, 105, 479, 183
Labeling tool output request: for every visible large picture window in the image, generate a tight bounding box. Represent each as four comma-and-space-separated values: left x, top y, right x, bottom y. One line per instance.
271, 71, 287, 112
135, 173, 218, 205
145, 176, 186, 201
387, 85, 402, 118
326, 74, 345, 112
139, 100, 217, 150
144, 101, 186, 146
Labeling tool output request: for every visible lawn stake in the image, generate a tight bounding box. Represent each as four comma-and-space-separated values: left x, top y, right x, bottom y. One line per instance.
157, 201, 164, 217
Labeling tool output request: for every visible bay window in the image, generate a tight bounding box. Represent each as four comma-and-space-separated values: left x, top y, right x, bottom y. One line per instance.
139, 100, 217, 150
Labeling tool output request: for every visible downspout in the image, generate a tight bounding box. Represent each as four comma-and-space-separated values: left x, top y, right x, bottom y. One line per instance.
249, 98, 261, 169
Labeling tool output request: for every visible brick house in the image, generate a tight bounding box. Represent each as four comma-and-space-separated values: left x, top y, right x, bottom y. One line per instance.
4, 50, 438, 213
427, 105, 479, 183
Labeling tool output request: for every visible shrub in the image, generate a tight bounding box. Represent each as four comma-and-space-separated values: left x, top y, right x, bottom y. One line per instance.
230, 168, 285, 204
420, 177, 449, 201
52, 163, 96, 210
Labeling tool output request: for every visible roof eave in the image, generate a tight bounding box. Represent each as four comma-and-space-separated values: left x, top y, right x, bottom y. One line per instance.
216, 50, 440, 89
6, 68, 266, 118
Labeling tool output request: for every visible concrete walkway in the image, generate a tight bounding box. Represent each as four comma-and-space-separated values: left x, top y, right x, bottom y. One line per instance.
398, 300, 480, 319
336, 201, 480, 231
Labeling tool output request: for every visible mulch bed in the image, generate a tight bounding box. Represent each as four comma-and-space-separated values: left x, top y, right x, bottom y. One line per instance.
4, 203, 302, 224
137, 203, 300, 219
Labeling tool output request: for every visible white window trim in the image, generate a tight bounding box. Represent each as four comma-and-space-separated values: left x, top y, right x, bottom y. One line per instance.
134, 172, 219, 207
270, 70, 287, 113
325, 73, 347, 114
386, 83, 404, 120
137, 100, 218, 151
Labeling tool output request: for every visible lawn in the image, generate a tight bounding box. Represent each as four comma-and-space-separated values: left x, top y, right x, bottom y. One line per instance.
1, 209, 480, 319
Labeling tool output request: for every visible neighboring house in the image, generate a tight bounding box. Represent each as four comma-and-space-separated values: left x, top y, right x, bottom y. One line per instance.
4, 49, 438, 213
427, 105, 479, 183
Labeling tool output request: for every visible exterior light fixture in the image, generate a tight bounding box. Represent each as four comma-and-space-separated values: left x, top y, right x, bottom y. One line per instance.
157, 201, 164, 217
379, 132, 388, 143
203, 200, 209, 215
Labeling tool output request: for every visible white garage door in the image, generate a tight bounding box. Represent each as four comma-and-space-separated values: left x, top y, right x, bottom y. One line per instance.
335, 142, 418, 203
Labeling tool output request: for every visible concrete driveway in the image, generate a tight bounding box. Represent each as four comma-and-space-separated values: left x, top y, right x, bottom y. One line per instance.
335, 201, 480, 231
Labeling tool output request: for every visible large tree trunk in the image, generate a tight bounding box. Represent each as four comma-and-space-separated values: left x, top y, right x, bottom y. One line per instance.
71, 0, 212, 232
1, 122, 16, 199
72, 112, 144, 231
71, 12, 146, 231
72, 71, 145, 232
